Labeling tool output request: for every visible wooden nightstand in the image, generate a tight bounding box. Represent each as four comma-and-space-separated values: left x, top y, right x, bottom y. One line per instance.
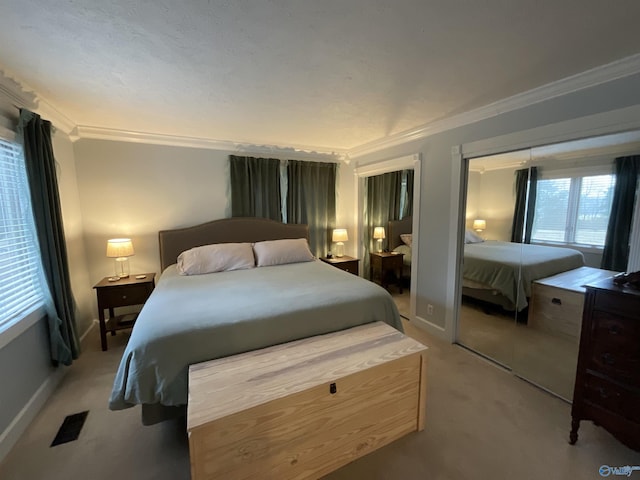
93, 273, 156, 351
370, 252, 404, 293
320, 256, 360, 276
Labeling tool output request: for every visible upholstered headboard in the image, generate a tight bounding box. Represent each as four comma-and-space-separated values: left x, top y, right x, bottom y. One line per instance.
158, 217, 309, 271
388, 216, 412, 250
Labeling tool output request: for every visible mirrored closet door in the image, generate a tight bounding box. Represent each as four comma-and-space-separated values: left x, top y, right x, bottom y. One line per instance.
457, 130, 640, 401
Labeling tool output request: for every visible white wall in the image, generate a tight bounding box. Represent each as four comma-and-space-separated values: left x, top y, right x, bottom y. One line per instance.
73, 140, 353, 291
352, 72, 640, 337
475, 167, 517, 241
52, 131, 93, 335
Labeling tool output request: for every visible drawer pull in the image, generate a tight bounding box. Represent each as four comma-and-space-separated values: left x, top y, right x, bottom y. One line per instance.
609, 325, 620, 335
330, 382, 337, 394
551, 297, 562, 305
122, 295, 127, 300
601, 353, 615, 365
599, 387, 609, 399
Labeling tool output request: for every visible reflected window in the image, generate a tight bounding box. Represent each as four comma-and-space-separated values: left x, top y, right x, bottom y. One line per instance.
531, 174, 615, 247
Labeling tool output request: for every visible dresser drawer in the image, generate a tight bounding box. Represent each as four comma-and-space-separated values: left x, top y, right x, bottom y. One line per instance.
98, 283, 153, 308
588, 312, 640, 386
582, 374, 640, 423
529, 283, 584, 340
593, 288, 640, 318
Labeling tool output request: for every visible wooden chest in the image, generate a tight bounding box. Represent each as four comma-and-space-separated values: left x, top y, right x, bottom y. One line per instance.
187, 322, 428, 480
529, 267, 617, 341
570, 278, 640, 451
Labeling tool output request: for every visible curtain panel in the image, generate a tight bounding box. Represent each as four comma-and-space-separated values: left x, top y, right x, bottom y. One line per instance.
286, 160, 337, 257
230, 155, 282, 221
510, 167, 537, 243
601, 155, 640, 271
18, 109, 79, 366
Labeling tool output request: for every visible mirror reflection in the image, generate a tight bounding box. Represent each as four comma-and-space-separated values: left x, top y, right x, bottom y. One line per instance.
458, 130, 640, 400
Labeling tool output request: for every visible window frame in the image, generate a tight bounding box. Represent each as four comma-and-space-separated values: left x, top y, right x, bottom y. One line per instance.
530, 163, 616, 250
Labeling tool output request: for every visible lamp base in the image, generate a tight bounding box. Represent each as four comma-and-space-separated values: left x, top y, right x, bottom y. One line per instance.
114, 257, 130, 278
376, 239, 383, 253
335, 242, 344, 257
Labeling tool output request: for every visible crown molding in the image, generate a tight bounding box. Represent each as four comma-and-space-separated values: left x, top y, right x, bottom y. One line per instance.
0, 70, 76, 136
74, 125, 348, 161
348, 53, 640, 159
35, 96, 76, 137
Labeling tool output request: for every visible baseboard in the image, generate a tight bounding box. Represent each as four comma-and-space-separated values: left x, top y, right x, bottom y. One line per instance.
0, 365, 66, 463
412, 315, 447, 340
0, 319, 97, 463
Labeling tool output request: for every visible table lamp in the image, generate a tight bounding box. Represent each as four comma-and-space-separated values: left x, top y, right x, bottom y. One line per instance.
332, 228, 348, 258
107, 238, 134, 278
473, 219, 486, 233
373, 227, 385, 253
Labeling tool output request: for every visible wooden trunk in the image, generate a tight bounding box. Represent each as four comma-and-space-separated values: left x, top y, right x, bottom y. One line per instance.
529, 267, 618, 341
187, 322, 428, 480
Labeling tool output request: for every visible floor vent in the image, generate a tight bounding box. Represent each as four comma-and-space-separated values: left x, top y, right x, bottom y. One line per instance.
50, 411, 89, 447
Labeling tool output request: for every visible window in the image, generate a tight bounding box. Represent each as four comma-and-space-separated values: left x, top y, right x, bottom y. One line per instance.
0, 138, 44, 332
531, 173, 615, 247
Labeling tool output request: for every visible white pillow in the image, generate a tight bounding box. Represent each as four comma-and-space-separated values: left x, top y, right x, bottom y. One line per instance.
177, 242, 255, 275
400, 233, 412, 247
253, 238, 314, 267
464, 230, 484, 244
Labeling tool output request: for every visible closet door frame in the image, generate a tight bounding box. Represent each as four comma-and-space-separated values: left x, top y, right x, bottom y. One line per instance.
354, 153, 421, 321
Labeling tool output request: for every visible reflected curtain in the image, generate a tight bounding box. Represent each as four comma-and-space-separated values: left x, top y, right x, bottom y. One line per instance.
511, 167, 537, 243
402, 169, 414, 218
18, 109, 79, 366
601, 155, 640, 271
287, 160, 336, 257
230, 155, 282, 221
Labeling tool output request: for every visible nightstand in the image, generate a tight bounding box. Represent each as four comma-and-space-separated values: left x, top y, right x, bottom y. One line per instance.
320, 255, 360, 276
93, 273, 156, 351
370, 252, 404, 293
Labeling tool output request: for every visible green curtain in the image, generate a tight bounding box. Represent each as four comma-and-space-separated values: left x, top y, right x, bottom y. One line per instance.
230, 155, 282, 221
510, 167, 537, 243
287, 160, 336, 257
18, 109, 79, 366
601, 155, 639, 271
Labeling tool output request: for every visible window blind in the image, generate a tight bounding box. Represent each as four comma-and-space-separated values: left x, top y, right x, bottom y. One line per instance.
531, 174, 615, 247
0, 138, 43, 331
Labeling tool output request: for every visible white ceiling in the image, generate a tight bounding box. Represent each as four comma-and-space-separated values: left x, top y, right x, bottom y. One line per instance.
1, 1, 640, 151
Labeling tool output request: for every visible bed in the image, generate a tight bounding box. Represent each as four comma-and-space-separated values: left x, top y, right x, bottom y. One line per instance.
108, 217, 402, 425
462, 239, 585, 312
388, 216, 412, 281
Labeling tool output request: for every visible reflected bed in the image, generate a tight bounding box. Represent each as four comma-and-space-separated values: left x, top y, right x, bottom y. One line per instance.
463, 240, 585, 312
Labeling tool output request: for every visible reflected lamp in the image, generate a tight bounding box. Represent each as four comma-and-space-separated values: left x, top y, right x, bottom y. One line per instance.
332, 228, 348, 257
373, 226, 386, 253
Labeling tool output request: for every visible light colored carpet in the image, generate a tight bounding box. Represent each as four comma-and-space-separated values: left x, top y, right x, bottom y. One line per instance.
391, 289, 411, 319
1, 320, 639, 480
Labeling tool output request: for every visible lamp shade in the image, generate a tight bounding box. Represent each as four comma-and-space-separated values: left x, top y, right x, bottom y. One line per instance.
106, 238, 135, 258
332, 228, 348, 243
373, 227, 386, 239
472, 219, 486, 232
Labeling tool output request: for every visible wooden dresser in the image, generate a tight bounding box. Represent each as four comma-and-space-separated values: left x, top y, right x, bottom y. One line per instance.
570, 278, 640, 451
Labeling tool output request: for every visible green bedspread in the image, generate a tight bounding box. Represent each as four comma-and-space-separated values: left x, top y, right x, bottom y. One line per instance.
463, 241, 585, 311
109, 260, 402, 416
